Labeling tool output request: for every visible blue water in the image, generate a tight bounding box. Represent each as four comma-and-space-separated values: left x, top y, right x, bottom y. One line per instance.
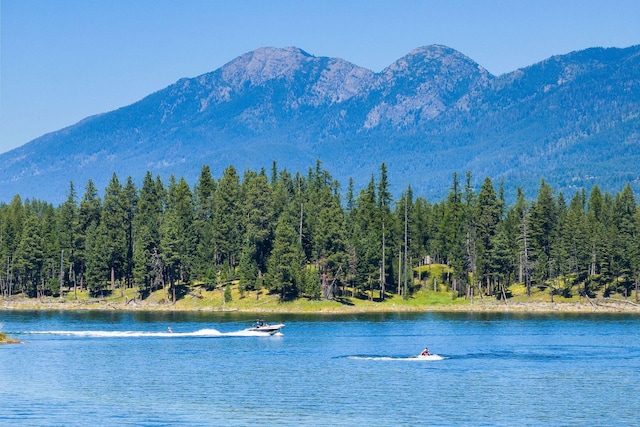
1, 311, 639, 426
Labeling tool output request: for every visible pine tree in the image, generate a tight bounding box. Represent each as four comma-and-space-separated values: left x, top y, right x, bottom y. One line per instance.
586, 185, 609, 294
0, 204, 7, 297
57, 181, 78, 296
133, 172, 164, 297
548, 192, 569, 299
193, 165, 217, 281
561, 190, 590, 294
530, 179, 558, 287
476, 177, 500, 295
612, 184, 637, 296
352, 174, 380, 298
345, 177, 355, 216
13, 214, 44, 297
314, 185, 346, 299
239, 170, 276, 292
238, 239, 260, 294
212, 166, 243, 272
634, 203, 640, 301
122, 177, 138, 289
489, 220, 515, 299
77, 179, 101, 291
85, 222, 108, 296
101, 173, 127, 292
439, 173, 466, 295
266, 208, 304, 300
160, 177, 195, 303
39, 202, 59, 296
301, 265, 322, 300
600, 192, 617, 294
5, 195, 25, 262
377, 163, 393, 299
410, 195, 433, 264
514, 187, 533, 296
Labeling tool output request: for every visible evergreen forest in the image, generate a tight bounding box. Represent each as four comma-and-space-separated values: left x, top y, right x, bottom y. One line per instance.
1, 161, 639, 304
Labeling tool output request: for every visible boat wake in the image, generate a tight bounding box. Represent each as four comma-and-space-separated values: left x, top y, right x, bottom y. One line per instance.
28, 328, 282, 338
348, 354, 444, 361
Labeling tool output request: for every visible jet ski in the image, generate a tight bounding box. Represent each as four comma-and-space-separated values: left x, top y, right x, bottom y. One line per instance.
416, 347, 444, 360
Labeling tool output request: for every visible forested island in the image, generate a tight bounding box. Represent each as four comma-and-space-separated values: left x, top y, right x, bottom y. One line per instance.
1, 161, 639, 311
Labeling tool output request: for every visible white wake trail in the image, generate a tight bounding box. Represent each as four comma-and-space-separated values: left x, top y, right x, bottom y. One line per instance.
28, 328, 281, 338
348, 354, 444, 361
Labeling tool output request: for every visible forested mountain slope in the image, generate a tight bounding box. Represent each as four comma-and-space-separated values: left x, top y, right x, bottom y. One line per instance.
1, 45, 639, 203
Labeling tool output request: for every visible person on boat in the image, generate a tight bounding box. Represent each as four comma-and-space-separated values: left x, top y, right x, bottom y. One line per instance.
421, 347, 430, 356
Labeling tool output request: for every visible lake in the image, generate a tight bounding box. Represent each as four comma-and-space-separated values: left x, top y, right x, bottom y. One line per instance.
1, 310, 639, 426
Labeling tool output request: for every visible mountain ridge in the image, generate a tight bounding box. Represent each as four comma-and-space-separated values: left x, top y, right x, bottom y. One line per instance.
1, 44, 639, 204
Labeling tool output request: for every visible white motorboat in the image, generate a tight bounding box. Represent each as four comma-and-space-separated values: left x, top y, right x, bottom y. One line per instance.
247, 320, 285, 335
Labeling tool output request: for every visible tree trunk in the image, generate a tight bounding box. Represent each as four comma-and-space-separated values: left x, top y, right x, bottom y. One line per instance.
162, 272, 167, 302
381, 221, 385, 301
70, 263, 77, 299
59, 250, 64, 300
299, 203, 304, 247
397, 249, 402, 296
329, 267, 341, 301
519, 253, 523, 283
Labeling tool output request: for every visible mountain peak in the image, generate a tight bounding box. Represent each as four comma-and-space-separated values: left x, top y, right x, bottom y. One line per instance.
364, 45, 493, 128
408, 44, 459, 57
220, 46, 315, 86
386, 44, 490, 76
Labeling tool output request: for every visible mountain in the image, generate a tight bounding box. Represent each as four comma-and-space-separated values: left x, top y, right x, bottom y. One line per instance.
1, 44, 639, 204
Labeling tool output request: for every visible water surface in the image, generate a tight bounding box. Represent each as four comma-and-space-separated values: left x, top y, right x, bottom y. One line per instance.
2, 311, 639, 426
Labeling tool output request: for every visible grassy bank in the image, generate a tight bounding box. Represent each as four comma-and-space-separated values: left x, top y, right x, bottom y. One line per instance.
2, 283, 639, 313
4, 262, 638, 314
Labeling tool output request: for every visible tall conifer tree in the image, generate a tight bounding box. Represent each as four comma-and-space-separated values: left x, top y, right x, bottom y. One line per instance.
101, 173, 127, 291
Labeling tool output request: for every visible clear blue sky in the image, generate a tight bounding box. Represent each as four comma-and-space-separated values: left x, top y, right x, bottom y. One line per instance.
1, 0, 639, 154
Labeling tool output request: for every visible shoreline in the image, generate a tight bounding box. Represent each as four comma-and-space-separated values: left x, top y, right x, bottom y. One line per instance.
3, 296, 640, 314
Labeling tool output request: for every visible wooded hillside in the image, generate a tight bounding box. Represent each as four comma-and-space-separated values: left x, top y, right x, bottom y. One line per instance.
1, 162, 638, 303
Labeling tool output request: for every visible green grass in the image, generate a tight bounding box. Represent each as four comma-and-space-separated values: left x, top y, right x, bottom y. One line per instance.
100, 282, 473, 313
404, 289, 467, 306
7, 263, 638, 313
163, 284, 472, 312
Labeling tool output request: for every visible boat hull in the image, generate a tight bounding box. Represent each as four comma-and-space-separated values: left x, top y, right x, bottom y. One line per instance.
247, 323, 285, 335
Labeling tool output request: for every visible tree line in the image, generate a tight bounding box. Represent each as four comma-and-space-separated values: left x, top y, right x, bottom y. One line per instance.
1, 161, 639, 303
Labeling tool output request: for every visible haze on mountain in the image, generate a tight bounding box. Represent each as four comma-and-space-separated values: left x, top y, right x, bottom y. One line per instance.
1, 44, 639, 204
